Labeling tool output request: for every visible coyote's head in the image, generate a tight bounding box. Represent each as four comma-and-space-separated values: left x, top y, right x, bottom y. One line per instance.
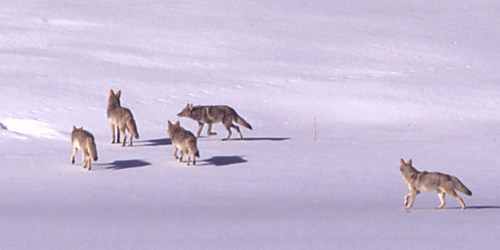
400, 158, 415, 174
167, 120, 181, 134
108, 89, 122, 108
177, 103, 194, 118
72, 125, 84, 135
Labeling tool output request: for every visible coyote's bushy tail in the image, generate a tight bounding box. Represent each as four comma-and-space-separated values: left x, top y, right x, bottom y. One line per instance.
452, 176, 472, 196
189, 138, 200, 157
128, 118, 139, 139
88, 140, 98, 161
235, 115, 252, 130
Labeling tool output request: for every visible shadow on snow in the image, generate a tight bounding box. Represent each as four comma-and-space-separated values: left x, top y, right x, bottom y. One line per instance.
228, 137, 290, 142
96, 159, 152, 170
135, 138, 172, 147
198, 156, 247, 167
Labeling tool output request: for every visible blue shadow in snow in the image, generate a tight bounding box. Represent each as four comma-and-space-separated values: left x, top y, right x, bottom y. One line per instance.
198, 156, 247, 167
136, 138, 172, 147
104, 159, 152, 170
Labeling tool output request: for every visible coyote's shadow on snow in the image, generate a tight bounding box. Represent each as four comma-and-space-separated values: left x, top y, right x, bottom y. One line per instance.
136, 138, 171, 147
198, 156, 247, 167
466, 205, 500, 210
98, 159, 152, 170
411, 205, 500, 211
229, 137, 290, 142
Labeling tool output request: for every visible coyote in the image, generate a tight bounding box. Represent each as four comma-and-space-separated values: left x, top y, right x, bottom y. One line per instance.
107, 89, 139, 146
399, 159, 472, 210
167, 121, 200, 165
177, 103, 252, 140
71, 126, 98, 171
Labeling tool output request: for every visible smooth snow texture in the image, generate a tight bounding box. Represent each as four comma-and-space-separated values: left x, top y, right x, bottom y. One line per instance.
0, 0, 499, 249
1, 118, 64, 140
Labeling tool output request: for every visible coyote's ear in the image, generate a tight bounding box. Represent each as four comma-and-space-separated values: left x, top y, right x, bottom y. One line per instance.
175, 121, 180, 126
72, 125, 76, 131
109, 89, 114, 97
116, 90, 121, 98
408, 159, 413, 166
188, 103, 193, 110
400, 158, 405, 166
168, 120, 172, 126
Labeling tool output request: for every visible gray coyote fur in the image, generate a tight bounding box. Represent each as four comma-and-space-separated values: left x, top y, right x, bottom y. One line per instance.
107, 89, 139, 146
177, 103, 252, 140
71, 126, 98, 171
399, 159, 472, 210
167, 121, 200, 166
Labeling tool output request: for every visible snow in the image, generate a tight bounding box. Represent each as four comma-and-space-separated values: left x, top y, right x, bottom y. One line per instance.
1, 0, 499, 249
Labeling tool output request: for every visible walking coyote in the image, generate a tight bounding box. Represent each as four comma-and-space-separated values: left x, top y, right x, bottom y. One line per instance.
399, 158, 472, 210
71, 126, 98, 171
177, 104, 252, 140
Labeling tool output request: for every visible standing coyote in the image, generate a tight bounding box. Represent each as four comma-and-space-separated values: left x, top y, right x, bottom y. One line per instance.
71, 126, 98, 171
167, 121, 200, 165
107, 89, 139, 146
177, 103, 252, 140
399, 158, 472, 210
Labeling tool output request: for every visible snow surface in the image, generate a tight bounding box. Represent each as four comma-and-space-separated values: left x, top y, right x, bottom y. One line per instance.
1, 0, 499, 249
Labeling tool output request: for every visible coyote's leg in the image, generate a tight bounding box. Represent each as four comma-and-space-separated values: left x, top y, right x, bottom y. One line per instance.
71, 146, 78, 164
82, 151, 88, 169
119, 125, 127, 147
455, 195, 466, 209
436, 191, 446, 209
86, 150, 92, 171
196, 122, 204, 138
128, 128, 133, 147
110, 124, 116, 143
178, 149, 184, 162
207, 123, 217, 136
116, 125, 121, 143
446, 188, 466, 209
405, 191, 418, 209
223, 124, 232, 141
231, 124, 242, 139
192, 150, 196, 165
173, 146, 179, 160
184, 149, 191, 166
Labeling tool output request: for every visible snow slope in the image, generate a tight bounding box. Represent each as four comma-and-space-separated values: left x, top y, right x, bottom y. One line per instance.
1, 0, 499, 249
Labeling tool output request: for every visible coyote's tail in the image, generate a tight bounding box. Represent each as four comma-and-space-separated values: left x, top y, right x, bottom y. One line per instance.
190, 139, 200, 157
235, 114, 252, 130
128, 118, 139, 139
452, 176, 472, 196
88, 140, 98, 161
